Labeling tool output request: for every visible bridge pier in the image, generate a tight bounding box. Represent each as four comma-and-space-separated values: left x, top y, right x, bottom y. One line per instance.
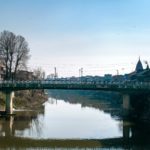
123, 120, 131, 139
4, 116, 14, 136
5, 91, 14, 115
123, 94, 131, 116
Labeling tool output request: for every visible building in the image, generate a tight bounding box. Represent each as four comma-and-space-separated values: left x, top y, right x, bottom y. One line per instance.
128, 58, 150, 81
15, 70, 34, 81
47, 74, 56, 80
104, 74, 112, 82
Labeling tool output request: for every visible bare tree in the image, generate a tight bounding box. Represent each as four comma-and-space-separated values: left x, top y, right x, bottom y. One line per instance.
13, 35, 30, 79
0, 30, 30, 80
33, 67, 45, 80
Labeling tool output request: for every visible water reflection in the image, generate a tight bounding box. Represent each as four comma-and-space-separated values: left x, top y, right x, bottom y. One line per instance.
0, 90, 150, 149
48, 90, 123, 119
0, 110, 44, 137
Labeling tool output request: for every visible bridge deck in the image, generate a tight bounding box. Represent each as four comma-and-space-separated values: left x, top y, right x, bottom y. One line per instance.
0, 80, 150, 92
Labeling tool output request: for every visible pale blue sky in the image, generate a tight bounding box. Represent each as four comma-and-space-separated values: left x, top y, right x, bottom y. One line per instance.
0, 0, 150, 76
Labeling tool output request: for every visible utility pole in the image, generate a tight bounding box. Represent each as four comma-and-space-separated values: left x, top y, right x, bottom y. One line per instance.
54, 67, 58, 79
79, 68, 83, 82
79, 68, 83, 77
116, 69, 119, 76
81, 68, 83, 77
80, 68, 83, 83
79, 68, 81, 78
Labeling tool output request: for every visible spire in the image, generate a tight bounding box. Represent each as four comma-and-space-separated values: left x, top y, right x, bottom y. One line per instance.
145, 61, 150, 70
146, 64, 149, 70
135, 57, 143, 72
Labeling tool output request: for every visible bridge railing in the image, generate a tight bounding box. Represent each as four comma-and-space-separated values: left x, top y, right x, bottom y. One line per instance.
0, 80, 150, 90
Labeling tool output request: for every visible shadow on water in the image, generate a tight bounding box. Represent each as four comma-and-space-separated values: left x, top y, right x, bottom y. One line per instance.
0, 90, 150, 149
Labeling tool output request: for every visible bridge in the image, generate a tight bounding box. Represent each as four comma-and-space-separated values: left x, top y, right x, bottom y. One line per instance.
0, 80, 150, 114
0, 80, 150, 91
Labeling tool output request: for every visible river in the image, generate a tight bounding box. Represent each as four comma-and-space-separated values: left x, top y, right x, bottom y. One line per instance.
0, 90, 150, 149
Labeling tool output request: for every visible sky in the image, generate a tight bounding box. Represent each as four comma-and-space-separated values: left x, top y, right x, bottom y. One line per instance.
0, 0, 150, 77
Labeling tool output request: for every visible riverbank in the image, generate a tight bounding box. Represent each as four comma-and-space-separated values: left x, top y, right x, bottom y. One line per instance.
0, 90, 48, 110
14, 90, 48, 109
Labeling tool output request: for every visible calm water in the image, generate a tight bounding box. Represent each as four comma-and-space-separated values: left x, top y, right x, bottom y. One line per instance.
0, 90, 150, 149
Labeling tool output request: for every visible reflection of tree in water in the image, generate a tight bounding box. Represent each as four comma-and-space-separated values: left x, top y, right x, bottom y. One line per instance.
48, 90, 122, 118
30, 113, 44, 137
48, 97, 58, 105
0, 106, 45, 138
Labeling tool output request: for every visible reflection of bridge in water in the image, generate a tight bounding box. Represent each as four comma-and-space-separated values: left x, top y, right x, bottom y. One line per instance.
0, 80, 150, 114
0, 115, 149, 149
